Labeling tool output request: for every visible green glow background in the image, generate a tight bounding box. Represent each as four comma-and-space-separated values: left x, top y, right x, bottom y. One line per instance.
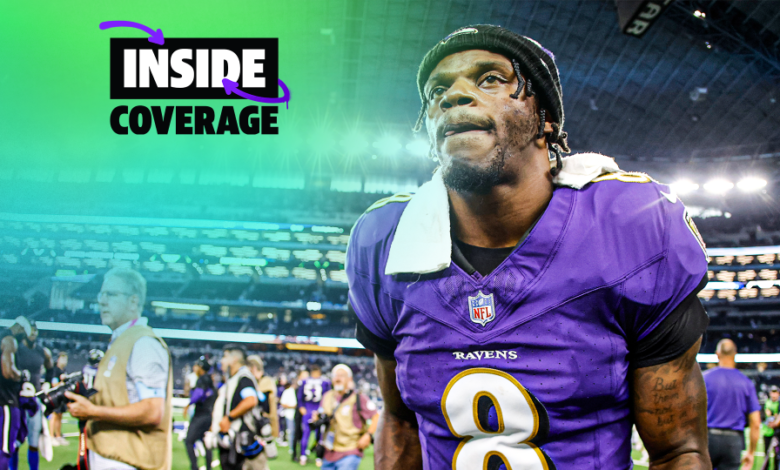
0, 0, 346, 173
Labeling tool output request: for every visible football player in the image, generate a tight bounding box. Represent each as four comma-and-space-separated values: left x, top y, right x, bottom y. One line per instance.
82, 349, 103, 390
297, 365, 331, 465
348, 25, 710, 469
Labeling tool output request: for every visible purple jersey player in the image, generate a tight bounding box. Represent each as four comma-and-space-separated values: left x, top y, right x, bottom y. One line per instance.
296, 365, 331, 464
349, 26, 711, 469
0, 318, 32, 470
82, 349, 103, 391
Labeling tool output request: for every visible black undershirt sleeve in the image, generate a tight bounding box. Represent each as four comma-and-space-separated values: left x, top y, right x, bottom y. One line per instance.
352, 302, 398, 360
631, 274, 710, 369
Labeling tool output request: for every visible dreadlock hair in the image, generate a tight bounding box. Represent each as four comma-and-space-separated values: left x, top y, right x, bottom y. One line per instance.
510, 59, 525, 99
536, 109, 546, 139
413, 103, 426, 133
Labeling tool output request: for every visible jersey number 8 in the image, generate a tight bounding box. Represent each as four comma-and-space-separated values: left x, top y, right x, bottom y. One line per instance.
441, 368, 556, 470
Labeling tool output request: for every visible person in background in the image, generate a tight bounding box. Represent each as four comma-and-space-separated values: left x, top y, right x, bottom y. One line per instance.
276, 375, 288, 445
0, 317, 32, 470
704, 338, 762, 470
316, 364, 378, 470
82, 349, 103, 390
218, 345, 265, 470
291, 370, 309, 462
247, 355, 278, 441
47, 352, 68, 446
280, 376, 298, 446
185, 357, 217, 470
297, 365, 330, 466
764, 386, 780, 470
65, 267, 173, 470
12, 321, 52, 470
184, 364, 197, 399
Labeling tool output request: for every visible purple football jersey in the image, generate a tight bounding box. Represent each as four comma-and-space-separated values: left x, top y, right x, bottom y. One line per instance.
347, 175, 708, 469
297, 377, 331, 413
82, 364, 98, 390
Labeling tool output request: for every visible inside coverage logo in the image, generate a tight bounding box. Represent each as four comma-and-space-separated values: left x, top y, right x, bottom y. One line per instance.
102, 21, 289, 135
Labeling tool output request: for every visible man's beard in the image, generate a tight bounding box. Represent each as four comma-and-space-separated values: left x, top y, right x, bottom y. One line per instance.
14, 333, 27, 345
442, 152, 505, 194
440, 109, 538, 194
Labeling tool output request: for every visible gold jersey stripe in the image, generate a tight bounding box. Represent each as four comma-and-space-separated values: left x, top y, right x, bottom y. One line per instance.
365, 192, 414, 213
590, 171, 656, 184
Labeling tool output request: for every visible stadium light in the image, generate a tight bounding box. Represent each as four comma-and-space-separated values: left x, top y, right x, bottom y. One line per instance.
703, 179, 734, 194
0, 319, 364, 348
372, 135, 402, 156
736, 177, 767, 192
669, 180, 699, 195
150, 301, 210, 311
405, 138, 430, 158
286, 343, 340, 353
339, 131, 369, 155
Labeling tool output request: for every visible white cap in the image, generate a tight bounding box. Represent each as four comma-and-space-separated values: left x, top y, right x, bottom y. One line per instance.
13, 316, 31, 337
332, 364, 353, 378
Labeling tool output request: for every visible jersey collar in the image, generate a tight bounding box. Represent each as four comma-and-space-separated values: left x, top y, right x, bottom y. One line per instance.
384, 153, 619, 275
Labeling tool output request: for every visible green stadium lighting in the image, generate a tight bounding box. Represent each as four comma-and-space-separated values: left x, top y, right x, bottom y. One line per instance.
340, 130, 369, 155
405, 138, 430, 158
373, 135, 402, 156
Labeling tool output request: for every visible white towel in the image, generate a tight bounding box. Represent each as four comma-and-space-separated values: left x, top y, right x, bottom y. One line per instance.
384, 153, 620, 275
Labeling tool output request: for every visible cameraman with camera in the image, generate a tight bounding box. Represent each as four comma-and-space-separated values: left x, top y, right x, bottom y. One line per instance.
217, 345, 268, 470
64, 267, 173, 470
315, 364, 378, 470
247, 356, 278, 444
0, 317, 33, 470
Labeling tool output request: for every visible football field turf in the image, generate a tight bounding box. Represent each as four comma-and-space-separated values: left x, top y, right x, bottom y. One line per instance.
19, 412, 372, 470
16, 413, 767, 470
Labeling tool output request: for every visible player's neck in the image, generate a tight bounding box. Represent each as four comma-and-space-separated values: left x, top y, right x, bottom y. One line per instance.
448, 151, 553, 248
718, 359, 736, 369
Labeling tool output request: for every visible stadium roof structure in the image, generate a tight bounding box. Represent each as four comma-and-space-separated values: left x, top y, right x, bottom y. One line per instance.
338, 0, 780, 164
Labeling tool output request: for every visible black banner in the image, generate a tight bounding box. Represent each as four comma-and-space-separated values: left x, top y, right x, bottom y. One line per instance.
110, 38, 279, 99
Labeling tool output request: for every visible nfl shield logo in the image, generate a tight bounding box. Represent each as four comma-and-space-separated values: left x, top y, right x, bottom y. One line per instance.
468, 291, 496, 327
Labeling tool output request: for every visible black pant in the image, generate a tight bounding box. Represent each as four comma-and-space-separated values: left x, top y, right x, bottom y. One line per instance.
291, 409, 303, 460
708, 429, 744, 470
220, 448, 248, 470
186, 414, 213, 470
765, 435, 779, 470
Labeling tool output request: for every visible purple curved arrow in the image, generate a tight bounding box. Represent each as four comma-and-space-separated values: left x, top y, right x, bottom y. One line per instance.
100, 21, 164, 45
222, 79, 291, 109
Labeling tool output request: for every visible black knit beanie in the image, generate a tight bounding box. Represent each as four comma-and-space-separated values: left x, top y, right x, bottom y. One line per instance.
415, 24, 569, 153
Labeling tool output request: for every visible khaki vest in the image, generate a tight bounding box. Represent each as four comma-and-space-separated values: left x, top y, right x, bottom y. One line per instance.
87, 325, 173, 470
257, 375, 279, 438
321, 390, 367, 452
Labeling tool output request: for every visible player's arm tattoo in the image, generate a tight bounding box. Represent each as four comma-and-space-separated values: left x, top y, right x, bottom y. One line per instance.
375, 355, 423, 470
631, 337, 710, 470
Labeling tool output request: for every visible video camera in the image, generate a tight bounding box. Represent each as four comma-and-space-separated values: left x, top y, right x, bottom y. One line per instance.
310, 412, 332, 429
36, 372, 97, 417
